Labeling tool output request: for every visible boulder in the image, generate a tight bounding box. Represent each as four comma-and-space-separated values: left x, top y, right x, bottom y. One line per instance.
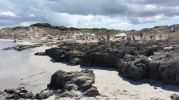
48, 70, 66, 90
48, 69, 99, 97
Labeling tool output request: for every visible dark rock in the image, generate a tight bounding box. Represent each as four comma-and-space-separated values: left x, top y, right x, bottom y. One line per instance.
44, 41, 179, 86
164, 45, 179, 51
144, 46, 162, 56
171, 94, 179, 100
82, 52, 122, 69
34, 52, 46, 56
84, 87, 100, 97
2, 44, 42, 51
64, 84, 78, 91
47, 70, 66, 90
36, 90, 54, 99
6, 95, 20, 99
59, 91, 78, 98
2, 70, 99, 99
118, 46, 179, 85
19, 91, 34, 99
150, 51, 179, 85
118, 55, 147, 80
70, 57, 81, 65
48, 69, 99, 97
4, 87, 35, 99
145, 60, 160, 80
4, 89, 16, 94
48, 69, 95, 91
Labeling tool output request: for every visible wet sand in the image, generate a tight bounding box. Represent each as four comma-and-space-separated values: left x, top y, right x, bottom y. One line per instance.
0, 40, 179, 100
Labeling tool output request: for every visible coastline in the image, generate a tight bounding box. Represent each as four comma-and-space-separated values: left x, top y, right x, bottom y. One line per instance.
1, 40, 179, 99
29, 47, 179, 100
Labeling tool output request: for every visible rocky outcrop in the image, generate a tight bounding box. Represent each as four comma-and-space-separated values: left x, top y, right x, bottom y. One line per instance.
151, 51, 179, 85
118, 45, 179, 85
42, 41, 179, 86
44, 41, 165, 68
34, 52, 47, 56
3, 44, 42, 51
48, 69, 99, 97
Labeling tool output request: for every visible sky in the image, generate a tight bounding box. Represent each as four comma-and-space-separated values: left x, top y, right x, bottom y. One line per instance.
0, 0, 179, 30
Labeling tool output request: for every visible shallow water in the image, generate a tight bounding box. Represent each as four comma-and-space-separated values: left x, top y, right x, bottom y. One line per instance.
0, 41, 43, 92
0, 40, 81, 93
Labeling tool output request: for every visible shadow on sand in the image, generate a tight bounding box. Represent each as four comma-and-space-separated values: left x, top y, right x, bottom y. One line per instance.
118, 73, 179, 92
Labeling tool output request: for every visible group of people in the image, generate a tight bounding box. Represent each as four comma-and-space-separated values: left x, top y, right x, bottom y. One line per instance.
57, 33, 97, 41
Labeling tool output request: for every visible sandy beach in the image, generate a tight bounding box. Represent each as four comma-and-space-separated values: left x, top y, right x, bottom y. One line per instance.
0, 40, 179, 100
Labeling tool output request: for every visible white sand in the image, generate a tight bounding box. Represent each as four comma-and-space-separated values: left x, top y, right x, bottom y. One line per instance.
27, 46, 179, 100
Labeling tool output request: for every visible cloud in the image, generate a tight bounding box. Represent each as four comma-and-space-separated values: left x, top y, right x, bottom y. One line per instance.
45, 12, 130, 29
19, 21, 37, 26
0, 0, 179, 29
0, 11, 16, 17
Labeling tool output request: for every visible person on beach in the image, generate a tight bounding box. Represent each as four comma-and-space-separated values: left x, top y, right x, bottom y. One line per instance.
140, 32, 143, 40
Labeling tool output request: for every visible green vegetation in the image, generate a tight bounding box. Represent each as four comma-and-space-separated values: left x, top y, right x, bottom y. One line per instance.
30, 23, 120, 35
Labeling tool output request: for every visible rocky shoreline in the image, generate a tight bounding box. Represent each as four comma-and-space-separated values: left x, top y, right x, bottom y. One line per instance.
36, 41, 179, 86
2, 40, 179, 99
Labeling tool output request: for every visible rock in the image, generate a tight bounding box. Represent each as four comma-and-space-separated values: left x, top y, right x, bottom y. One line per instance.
83, 87, 100, 97
159, 59, 179, 85
3, 44, 42, 51
48, 70, 66, 90
4, 89, 16, 94
70, 57, 81, 65
150, 51, 179, 85
35, 89, 54, 99
64, 84, 78, 91
171, 94, 179, 100
4, 87, 35, 99
118, 55, 147, 80
82, 52, 122, 69
118, 47, 179, 85
1, 70, 99, 99
145, 60, 160, 80
48, 69, 99, 97
48, 69, 95, 91
164, 45, 179, 51
151, 97, 165, 100
45, 42, 179, 86
19, 91, 34, 99
34, 52, 46, 56
59, 90, 78, 98
144, 46, 162, 56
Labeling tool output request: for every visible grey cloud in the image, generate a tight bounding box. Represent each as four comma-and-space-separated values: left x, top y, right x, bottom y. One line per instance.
0, 0, 179, 28
46, 0, 179, 20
